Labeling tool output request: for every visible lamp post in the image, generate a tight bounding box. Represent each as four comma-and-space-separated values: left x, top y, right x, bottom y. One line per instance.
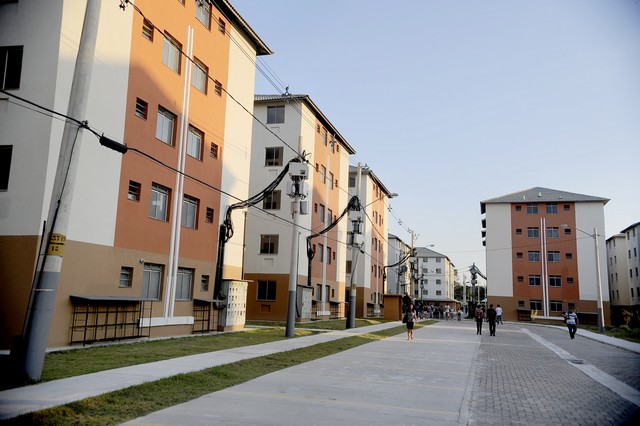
562, 224, 605, 332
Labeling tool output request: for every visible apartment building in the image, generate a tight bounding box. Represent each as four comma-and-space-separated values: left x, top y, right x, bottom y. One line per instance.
606, 222, 640, 324
411, 247, 457, 307
346, 165, 394, 318
386, 233, 411, 295
481, 187, 610, 323
0, 0, 270, 348
244, 94, 356, 321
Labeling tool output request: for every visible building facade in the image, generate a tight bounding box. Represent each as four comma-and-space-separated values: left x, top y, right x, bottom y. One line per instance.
481, 187, 610, 323
346, 165, 394, 318
412, 247, 457, 307
386, 233, 411, 295
606, 222, 640, 324
243, 94, 356, 321
0, 0, 270, 348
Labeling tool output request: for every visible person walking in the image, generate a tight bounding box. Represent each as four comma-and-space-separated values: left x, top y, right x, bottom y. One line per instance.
486, 304, 497, 336
496, 304, 503, 325
475, 305, 484, 335
564, 307, 578, 339
404, 304, 418, 340
457, 307, 462, 321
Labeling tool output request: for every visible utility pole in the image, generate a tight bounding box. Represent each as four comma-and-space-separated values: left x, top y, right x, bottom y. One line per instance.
285, 141, 308, 337
20, 0, 102, 381
346, 163, 362, 329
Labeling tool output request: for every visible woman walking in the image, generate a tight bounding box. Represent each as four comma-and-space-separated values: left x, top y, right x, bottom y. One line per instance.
405, 304, 418, 340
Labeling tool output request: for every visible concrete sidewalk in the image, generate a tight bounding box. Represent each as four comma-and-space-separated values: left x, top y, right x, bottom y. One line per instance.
0, 321, 406, 421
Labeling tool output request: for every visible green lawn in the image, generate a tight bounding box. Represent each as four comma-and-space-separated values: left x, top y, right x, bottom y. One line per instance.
1, 323, 420, 426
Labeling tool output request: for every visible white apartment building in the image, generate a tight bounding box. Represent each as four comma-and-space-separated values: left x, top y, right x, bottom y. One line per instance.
386, 233, 411, 295
412, 247, 457, 306
607, 222, 640, 313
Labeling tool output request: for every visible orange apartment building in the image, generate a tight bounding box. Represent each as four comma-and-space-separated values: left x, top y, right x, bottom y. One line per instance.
481, 187, 610, 324
0, 0, 270, 349
243, 95, 356, 322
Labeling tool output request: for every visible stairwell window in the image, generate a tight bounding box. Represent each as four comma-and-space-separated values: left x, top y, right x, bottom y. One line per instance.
187, 125, 203, 160
205, 207, 214, 223
128, 181, 141, 201
149, 183, 170, 221
260, 234, 279, 254
135, 98, 148, 119
142, 19, 154, 41
265, 147, 283, 166
263, 190, 281, 210
175, 268, 193, 300
182, 195, 198, 229
156, 106, 176, 145
267, 106, 284, 124
162, 33, 181, 74
142, 263, 163, 300
1, 46, 23, 90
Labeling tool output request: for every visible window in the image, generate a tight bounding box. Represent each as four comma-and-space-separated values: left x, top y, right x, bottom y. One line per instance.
142, 19, 154, 41
322, 128, 327, 145
529, 275, 541, 286
548, 251, 560, 262
346, 260, 352, 274
201, 275, 210, 291
257, 280, 276, 301
349, 176, 356, 187
175, 268, 193, 300
265, 147, 283, 166
530, 300, 542, 310
527, 204, 538, 214
217, 17, 226, 34
319, 204, 325, 223
128, 181, 141, 201
161, 33, 181, 74
318, 244, 324, 262
182, 195, 198, 229
328, 172, 334, 189
567, 277, 574, 284
192, 59, 208, 93
528, 251, 540, 262
515, 205, 522, 212
142, 263, 163, 300
563, 204, 570, 211
516, 252, 523, 259
546, 227, 559, 238
260, 235, 279, 254
436, 279, 442, 285
156, 106, 176, 145
210, 142, 219, 159
135, 98, 148, 119
436, 268, 442, 274
320, 165, 326, 184
527, 227, 540, 238
549, 275, 562, 287
0, 146, 13, 191
436, 290, 442, 296
187, 125, 203, 160
149, 183, 169, 221
1, 46, 23, 90
546, 203, 558, 214
518, 300, 525, 307
515, 229, 522, 235
550, 301, 563, 312
436, 258, 442, 263
195, 0, 211, 29
327, 209, 333, 223
564, 228, 572, 235
517, 276, 524, 282
326, 247, 331, 264
214, 80, 222, 96
266, 106, 284, 124
119, 267, 133, 288
263, 190, 281, 210
205, 207, 214, 223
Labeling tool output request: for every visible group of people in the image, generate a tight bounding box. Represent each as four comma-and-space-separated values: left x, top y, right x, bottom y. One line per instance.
405, 302, 579, 341
405, 302, 464, 321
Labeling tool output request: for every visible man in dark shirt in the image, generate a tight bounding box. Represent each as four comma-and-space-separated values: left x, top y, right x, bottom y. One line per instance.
486, 304, 497, 336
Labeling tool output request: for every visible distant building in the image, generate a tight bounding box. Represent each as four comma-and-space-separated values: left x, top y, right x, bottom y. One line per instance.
386, 234, 411, 295
346, 165, 394, 317
606, 222, 640, 325
243, 94, 356, 321
481, 187, 609, 323
412, 247, 457, 307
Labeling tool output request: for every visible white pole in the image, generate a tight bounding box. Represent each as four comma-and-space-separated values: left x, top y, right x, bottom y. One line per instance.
594, 227, 605, 332
346, 163, 361, 328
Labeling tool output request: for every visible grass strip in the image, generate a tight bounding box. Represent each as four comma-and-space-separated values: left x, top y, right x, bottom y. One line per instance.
2, 324, 420, 426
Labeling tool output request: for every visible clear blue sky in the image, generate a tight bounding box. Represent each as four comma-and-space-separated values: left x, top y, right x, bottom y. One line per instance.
232, 0, 640, 279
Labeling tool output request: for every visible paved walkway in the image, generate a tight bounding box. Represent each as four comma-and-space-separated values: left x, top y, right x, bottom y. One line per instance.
1, 320, 639, 425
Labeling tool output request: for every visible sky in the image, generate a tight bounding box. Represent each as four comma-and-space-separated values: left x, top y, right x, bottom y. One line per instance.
231, 0, 640, 280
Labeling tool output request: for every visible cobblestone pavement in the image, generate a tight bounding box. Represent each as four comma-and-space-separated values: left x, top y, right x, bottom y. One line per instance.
467, 323, 640, 425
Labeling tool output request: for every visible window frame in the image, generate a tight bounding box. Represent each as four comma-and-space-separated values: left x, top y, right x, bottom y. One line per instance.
0, 145, 13, 191
161, 33, 182, 74
266, 105, 285, 124
156, 106, 176, 145
142, 263, 163, 300
181, 194, 199, 229
265, 147, 284, 166
260, 234, 279, 254
192, 58, 208, 93
0, 45, 23, 90
149, 183, 170, 221
119, 267, 133, 288
263, 190, 281, 210
187, 125, 203, 160
257, 280, 277, 301
175, 267, 193, 300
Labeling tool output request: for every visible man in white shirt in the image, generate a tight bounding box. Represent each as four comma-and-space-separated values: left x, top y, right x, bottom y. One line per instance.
495, 304, 503, 325
564, 308, 579, 339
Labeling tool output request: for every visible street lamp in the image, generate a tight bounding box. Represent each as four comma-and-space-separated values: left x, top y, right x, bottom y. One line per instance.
561, 224, 605, 332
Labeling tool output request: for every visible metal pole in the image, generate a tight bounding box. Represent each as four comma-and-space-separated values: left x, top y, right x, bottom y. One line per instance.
346, 163, 361, 329
594, 227, 605, 332
285, 193, 301, 337
21, 0, 102, 381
